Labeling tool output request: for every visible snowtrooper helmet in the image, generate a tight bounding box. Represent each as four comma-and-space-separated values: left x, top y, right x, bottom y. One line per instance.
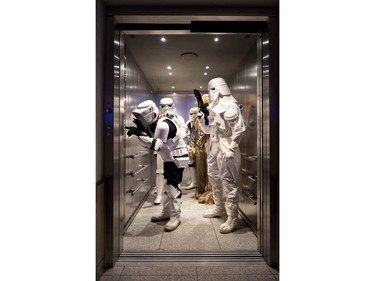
159, 97, 176, 118
207, 77, 231, 107
132, 100, 159, 127
189, 107, 198, 122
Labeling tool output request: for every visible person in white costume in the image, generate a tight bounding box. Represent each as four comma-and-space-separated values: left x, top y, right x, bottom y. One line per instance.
184, 107, 199, 190
198, 77, 246, 234
153, 152, 165, 205
127, 99, 188, 231
152, 98, 187, 205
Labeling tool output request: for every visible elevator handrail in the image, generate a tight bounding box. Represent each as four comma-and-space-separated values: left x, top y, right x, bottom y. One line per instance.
241, 153, 258, 161
124, 150, 149, 159
246, 191, 257, 205
125, 164, 149, 177
248, 175, 257, 182
241, 186, 257, 205
247, 155, 258, 161
129, 178, 149, 196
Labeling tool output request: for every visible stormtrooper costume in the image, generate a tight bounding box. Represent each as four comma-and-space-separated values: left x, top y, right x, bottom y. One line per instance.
154, 97, 186, 205
199, 77, 246, 234
184, 107, 199, 190
131, 99, 188, 231
153, 152, 164, 205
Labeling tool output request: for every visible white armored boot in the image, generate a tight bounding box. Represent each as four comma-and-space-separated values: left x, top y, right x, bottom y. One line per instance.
164, 184, 182, 231
154, 173, 165, 205
165, 197, 181, 231
151, 194, 170, 222
219, 198, 239, 234
185, 166, 197, 190
202, 181, 227, 218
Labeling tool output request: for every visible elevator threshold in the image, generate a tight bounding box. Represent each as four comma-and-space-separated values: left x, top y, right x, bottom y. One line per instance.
119, 250, 264, 262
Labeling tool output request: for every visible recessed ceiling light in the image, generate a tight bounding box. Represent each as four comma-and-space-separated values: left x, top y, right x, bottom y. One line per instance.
160, 37, 167, 42
172, 86, 175, 89
169, 72, 173, 75
205, 66, 209, 69
204, 72, 207, 76
200, 86, 203, 89
167, 66, 172, 70
214, 38, 219, 42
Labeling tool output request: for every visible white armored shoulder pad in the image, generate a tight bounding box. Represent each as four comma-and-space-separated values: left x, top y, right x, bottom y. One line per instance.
223, 103, 239, 121
154, 121, 170, 143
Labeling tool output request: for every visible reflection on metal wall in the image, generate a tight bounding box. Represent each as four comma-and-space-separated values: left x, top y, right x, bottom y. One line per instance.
260, 31, 270, 263
228, 35, 259, 234
121, 34, 155, 234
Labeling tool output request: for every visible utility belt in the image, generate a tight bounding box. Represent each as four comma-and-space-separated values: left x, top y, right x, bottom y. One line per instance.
171, 147, 188, 157
173, 155, 190, 168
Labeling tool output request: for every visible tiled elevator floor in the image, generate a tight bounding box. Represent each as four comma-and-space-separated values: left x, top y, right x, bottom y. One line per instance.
123, 187, 258, 252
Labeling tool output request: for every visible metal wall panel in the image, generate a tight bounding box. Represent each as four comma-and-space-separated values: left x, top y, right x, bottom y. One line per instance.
227, 36, 259, 234
121, 36, 155, 235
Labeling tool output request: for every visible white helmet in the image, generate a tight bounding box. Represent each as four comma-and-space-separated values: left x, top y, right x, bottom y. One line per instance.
208, 77, 237, 114
132, 100, 159, 127
159, 97, 176, 118
207, 77, 231, 105
189, 107, 198, 122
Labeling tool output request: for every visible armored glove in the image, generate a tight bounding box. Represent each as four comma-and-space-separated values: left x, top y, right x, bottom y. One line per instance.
223, 140, 238, 160
126, 127, 147, 137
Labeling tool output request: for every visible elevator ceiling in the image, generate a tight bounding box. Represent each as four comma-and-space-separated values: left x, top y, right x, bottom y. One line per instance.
124, 34, 258, 93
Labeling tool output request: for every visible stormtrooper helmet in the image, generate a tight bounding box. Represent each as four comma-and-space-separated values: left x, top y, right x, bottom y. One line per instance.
159, 97, 176, 118
189, 107, 198, 122
132, 100, 159, 127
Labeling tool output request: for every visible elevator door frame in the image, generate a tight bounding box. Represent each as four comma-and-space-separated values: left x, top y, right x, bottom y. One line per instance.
104, 15, 278, 268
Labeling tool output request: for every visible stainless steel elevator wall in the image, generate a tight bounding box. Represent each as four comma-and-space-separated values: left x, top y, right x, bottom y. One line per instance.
121, 41, 156, 232
227, 36, 259, 233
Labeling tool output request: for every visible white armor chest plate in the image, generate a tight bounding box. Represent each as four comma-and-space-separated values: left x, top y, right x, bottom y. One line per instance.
158, 116, 187, 156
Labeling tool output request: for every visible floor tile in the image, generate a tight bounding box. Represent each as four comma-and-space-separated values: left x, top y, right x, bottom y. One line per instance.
103, 266, 125, 276
122, 265, 197, 276
99, 276, 120, 281
119, 276, 197, 281
160, 225, 220, 251
196, 263, 272, 275
123, 223, 164, 251
197, 275, 276, 281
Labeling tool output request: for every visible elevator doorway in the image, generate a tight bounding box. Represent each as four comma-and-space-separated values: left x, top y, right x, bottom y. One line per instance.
116, 30, 264, 258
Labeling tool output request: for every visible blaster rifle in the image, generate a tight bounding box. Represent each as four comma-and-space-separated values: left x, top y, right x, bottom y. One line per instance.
193, 89, 209, 126
125, 118, 150, 137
